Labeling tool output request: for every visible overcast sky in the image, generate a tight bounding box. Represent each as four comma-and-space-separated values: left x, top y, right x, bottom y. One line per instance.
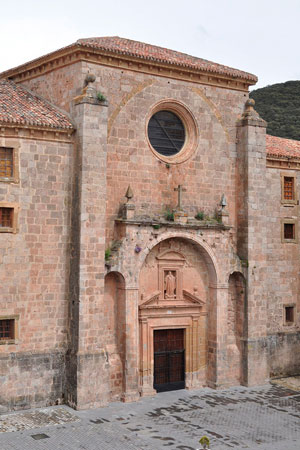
0, 0, 299, 90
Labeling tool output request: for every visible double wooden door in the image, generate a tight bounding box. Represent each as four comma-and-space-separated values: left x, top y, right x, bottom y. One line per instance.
153, 329, 185, 392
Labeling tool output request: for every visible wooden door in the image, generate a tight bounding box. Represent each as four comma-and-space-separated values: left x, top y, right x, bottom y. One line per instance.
153, 329, 185, 392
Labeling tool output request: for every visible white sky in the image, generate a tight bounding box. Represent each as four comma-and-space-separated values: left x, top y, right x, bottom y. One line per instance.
0, 0, 299, 89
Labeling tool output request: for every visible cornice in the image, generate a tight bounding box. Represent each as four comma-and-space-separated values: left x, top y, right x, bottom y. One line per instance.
0, 123, 74, 143
1, 45, 253, 93
266, 155, 300, 170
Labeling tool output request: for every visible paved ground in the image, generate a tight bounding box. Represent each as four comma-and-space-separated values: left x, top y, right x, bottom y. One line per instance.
0, 380, 300, 450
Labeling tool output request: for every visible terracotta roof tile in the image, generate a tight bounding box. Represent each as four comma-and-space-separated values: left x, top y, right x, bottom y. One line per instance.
266, 134, 300, 159
0, 79, 73, 130
76, 37, 257, 83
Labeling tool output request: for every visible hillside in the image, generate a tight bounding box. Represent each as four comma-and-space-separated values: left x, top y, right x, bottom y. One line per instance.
250, 80, 300, 141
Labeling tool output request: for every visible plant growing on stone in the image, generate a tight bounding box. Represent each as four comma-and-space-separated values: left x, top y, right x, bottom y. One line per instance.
105, 248, 111, 261
195, 211, 205, 220
164, 209, 174, 222
97, 92, 106, 102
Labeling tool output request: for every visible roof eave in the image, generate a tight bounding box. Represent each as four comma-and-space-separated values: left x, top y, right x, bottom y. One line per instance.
0, 120, 74, 132
0, 42, 257, 88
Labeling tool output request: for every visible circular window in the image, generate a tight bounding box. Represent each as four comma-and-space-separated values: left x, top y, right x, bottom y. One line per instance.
147, 110, 185, 157
146, 100, 198, 164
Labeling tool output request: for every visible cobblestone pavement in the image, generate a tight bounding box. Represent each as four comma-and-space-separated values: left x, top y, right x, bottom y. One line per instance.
0, 383, 300, 450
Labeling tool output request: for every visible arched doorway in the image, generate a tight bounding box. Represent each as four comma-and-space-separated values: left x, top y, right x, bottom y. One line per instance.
138, 236, 217, 396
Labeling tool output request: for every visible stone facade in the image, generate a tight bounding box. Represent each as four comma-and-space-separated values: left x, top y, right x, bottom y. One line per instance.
0, 134, 73, 411
0, 37, 299, 412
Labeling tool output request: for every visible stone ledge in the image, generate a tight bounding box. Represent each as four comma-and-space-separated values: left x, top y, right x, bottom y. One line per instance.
115, 217, 230, 231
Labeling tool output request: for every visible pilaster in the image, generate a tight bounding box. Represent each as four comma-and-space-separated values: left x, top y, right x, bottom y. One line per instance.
122, 287, 140, 402
237, 99, 269, 385
66, 77, 109, 409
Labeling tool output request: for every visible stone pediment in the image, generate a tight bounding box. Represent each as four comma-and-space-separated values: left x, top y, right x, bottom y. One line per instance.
140, 291, 160, 308
156, 250, 186, 261
182, 289, 205, 306
140, 289, 204, 309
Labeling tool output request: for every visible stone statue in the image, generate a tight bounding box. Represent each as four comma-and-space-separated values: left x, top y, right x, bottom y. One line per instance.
165, 271, 176, 298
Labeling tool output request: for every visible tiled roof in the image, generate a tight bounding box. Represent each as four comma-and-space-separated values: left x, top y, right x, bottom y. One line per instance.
76, 37, 257, 82
266, 134, 300, 159
0, 79, 73, 130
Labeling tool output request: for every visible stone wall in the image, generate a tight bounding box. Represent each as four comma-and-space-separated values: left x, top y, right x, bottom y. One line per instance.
5, 55, 299, 410
264, 166, 300, 377
21, 61, 248, 247
0, 135, 72, 409
22, 62, 84, 113
0, 351, 65, 412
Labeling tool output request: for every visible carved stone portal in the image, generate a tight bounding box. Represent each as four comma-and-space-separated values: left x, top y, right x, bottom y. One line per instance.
139, 238, 208, 396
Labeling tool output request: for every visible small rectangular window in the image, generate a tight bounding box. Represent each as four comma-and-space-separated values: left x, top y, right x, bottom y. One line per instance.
0, 319, 15, 341
281, 173, 297, 205
285, 306, 294, 323
0, 147, 13, 178
282, 219, 297, 243
0, 207, 13, 228
284, 177, 294, 200
284, 223, 295, 240
284, 305, 295, 325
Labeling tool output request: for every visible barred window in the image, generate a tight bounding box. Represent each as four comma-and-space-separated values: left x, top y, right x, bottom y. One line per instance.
0, 319, 15, 340
0, 147, 13, 178
0, 207, 13, 228
284, 177, 294, 200
284, 223, 295, 240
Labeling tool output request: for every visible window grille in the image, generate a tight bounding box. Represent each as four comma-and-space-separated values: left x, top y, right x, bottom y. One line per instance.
284, 177, 294, 200
0, 148, 13, 178
284, 223, 295, 240
0, 207, 13, 228
0, 319, 14, 340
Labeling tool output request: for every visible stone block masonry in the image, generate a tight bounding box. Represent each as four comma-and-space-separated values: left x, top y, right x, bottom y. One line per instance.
0, 37, 299, 412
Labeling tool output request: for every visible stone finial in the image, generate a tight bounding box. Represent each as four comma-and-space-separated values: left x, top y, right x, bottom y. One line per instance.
217, 194, 229, 225
239, 98, 266, 127
122, 185, 135, 219
243, 99, 257, 119
125, 185, 133, 202
84, 73, 96, 87
73, 72, 98, 104
220, 194, 227, 209
246, 98, 255, 108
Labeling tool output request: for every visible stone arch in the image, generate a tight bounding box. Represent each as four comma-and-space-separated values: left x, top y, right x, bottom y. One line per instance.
107, 79, 154, 137
191, 87, 230, 144
138, 230, 220, 287
104, 271, 126, 400
227, 271, 246, 385
138, 233, 220, 394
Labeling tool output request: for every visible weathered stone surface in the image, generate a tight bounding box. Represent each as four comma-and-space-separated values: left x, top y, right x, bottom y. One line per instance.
0, 39, 299, 412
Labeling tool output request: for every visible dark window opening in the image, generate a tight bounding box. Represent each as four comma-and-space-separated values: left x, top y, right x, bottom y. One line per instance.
0, 147, 13, 178
0, 208, 13, 228
284, 177, 294, 200
285, 306, 295, 323
148, 110, 185, 157
284, 223, 295, 240
0, 319, 15, 340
